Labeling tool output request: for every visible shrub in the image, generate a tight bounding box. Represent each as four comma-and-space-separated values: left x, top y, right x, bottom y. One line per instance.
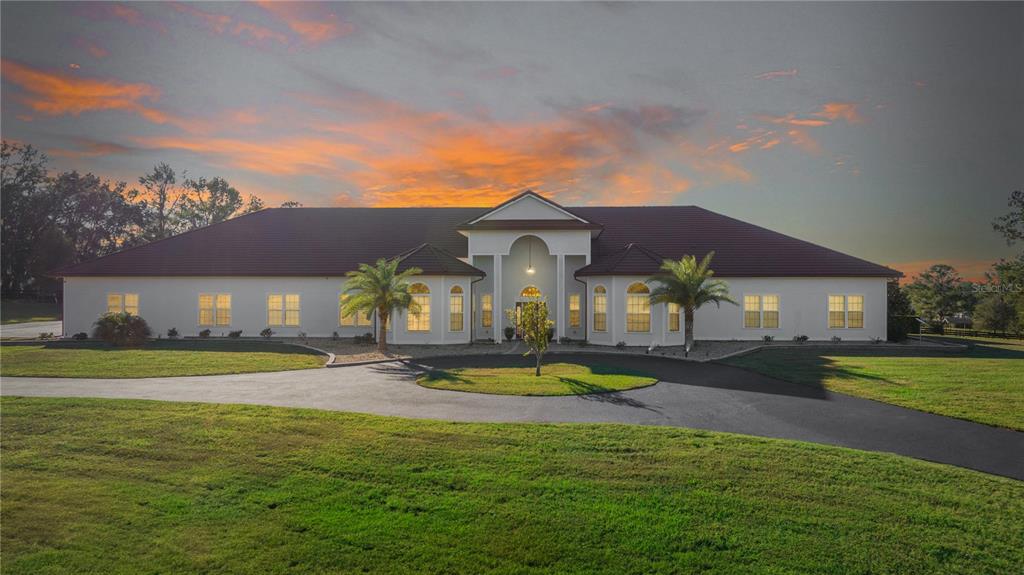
167, 327, 179, 339
870, 336, 884, 344
762, 335, 774, 343
615, 341, 626, 349
228, 330, 243, 338
831, 336, 842, 344
198, 329, 212, 338
503, 326, 515, 341
297, 331, 307, 342
92, 312, 151, 347
332, 331, 340, 341
72, 332, 88, 340
260, 328, 274, 339
888, 315, 918, 342
793, 335, 809, 343
546, 327, 556, 342
38, 332, 55, 340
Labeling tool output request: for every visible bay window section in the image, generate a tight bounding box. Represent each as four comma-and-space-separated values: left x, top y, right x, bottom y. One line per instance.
449, 286, 464, 332
408, 283, 431, 332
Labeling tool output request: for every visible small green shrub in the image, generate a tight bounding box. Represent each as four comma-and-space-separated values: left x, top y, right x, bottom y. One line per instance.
167, 328, 179, 339
353, 332, 375, 344
615, 341, 626, 349
793, 335, 809, 343
71, 332, 88, 340
503, 326, 515, 341
228, 330, 243, 338
198, 329, 212, 338
260, 328, 274, 339
92, 312, 151, 347
38, 332, 55, 340
762, 335, 774, 343
831, 336, 842, 344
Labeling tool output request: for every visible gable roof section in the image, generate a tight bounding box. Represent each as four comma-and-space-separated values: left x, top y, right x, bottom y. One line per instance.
54, 204, 900, 278
394, 243, 484, 276
462, 190, 592, 225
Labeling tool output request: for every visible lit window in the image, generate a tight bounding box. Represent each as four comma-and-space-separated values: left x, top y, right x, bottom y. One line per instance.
847, 295, 864, 328
744, 295, 761, 328
593, 285, 607, 332
199, 293, 232, 326
339, 294, 370, 327
106, 293, 138, 315
284, 294, 301, 327
339, 294, 355, 327
199, 294, 215, 326
763, 295, 779, 329
449, 285, 464, 332
521, 285, 541, 298
828, 295, 846, 329
569, 293, 581, 328
267, 294, 283, 326
626, 283, 651, 333
408, 283, 431, 332
481, 294, 493, 328
107, 293, 123, 314
668, 302, 680, 332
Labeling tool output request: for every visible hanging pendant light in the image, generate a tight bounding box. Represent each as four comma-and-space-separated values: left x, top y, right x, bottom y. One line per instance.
526, 237, 535, 275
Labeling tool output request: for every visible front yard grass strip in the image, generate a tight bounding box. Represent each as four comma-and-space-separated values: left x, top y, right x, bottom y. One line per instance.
1, 397, 1022, 574
417, 362, 657, 395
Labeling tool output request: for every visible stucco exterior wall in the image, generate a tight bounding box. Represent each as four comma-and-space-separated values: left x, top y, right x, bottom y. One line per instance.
63, 275, 472, 344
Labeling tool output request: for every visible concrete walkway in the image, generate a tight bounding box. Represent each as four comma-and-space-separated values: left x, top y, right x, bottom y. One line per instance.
0, 320, 62, 339
2, 353, 1021, 480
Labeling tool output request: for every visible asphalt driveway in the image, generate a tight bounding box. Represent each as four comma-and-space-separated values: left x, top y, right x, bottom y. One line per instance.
0, 320, 62, 339
2, 353, 1021, 479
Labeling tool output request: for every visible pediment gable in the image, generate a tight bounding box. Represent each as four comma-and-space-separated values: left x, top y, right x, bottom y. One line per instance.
468, 190, 590, 223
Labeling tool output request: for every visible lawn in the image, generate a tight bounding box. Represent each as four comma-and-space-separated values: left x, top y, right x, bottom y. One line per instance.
724, 337, 1024, 430
0, 340, 326, 378
1, 398, 1021, 574
417, 362, 657, 395
1, 299, 60, 324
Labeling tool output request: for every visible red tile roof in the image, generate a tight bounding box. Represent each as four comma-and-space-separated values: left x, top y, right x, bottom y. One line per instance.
54, 205, 900, 278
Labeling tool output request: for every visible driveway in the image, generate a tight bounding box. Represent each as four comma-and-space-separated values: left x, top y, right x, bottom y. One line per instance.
0, 320, 62, 339
2, 353, 1021, 480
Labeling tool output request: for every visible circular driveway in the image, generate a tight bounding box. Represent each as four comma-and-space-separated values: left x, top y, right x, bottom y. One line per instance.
2, 352, 1022, 480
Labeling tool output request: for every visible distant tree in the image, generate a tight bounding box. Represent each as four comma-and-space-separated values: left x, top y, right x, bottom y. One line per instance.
49, 171, 146, 262
1, 141, 53, 292
992, 190, 1024, 245
973, 294, 1018, 334
505, 299, 553, 376
648, 252, 737, 351
905, 264, 972, 322
138, 163, 184, 240
886, 279, 917, 341
280, 201, 303, 208
176, 177, 262, 230
341, 258, 422, 354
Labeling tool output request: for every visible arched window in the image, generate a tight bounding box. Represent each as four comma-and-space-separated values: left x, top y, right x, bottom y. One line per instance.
593, 285, 607, 332
520, 285, 541, 298
626, 282, 651, 333
449, 285, 464, 332
408, 283, 430, 332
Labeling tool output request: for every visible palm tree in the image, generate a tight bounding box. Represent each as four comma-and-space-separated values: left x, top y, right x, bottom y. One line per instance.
649, 251, 737, 351
341, 258, 422, 354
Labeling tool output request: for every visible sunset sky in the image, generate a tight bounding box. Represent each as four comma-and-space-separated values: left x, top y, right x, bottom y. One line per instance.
1, 2, 1021, 279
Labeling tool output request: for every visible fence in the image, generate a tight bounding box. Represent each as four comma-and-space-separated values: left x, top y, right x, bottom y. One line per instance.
920, 324, 1023, 341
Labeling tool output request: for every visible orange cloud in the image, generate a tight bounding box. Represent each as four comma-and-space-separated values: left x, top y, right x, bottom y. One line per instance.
0, 59, 206, 132
755, 69, 798, 80
77, 38, 109, 59
170, 2, 289, 45
786, 129, 820, 154
48, 139, 134, 159
814, 102, 862, 124
256, 1, 354, 44
888, 258, 994, 283
81, 3, 166, 34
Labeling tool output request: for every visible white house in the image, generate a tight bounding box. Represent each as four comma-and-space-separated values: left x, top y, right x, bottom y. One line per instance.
56, 191, 899, 345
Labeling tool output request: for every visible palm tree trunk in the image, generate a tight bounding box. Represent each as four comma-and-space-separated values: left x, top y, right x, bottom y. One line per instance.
685, 307, 695, 351
377, 309, 388, 354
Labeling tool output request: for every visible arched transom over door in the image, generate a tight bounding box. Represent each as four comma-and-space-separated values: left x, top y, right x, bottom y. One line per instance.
520, 285, 541, 298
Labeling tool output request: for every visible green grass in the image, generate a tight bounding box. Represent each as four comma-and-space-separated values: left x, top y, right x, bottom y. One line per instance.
417, 362, 657, 395
723, 337, 1024, 430
1, 299, 60, 324
1, 398, 1021, 574
0, 340, 326, 378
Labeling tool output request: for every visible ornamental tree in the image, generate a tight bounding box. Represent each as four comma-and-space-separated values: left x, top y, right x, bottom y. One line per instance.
506, 299, 554, 376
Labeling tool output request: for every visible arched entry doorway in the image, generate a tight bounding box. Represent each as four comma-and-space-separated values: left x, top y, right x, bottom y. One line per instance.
513, 285, 543, 338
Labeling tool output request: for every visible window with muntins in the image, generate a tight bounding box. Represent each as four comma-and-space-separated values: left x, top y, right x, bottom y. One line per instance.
847, 295, 864, 328
763, 295, 779, 329
668, 302, 680, 332
626, 283, 651, 333
267, 294, 300, 327
339, 294, 372, 327
481, 294, 493, 328
744, 295, 761, 328
408, 283, 431, 332
449, 286, 464, 332
828, 295, 846, 329
569, 294, 580, 328
593, 286, 607, 332
106, 293, 139, 315
198, 293, 231, 326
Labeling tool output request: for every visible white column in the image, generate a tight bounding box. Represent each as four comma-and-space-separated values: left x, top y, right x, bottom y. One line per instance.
493, 254, 502, 344
556, 254, 565, 340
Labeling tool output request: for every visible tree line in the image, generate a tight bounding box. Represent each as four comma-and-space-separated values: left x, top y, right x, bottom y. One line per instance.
1, 140, 300, 294
899, 190, 1024, 334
